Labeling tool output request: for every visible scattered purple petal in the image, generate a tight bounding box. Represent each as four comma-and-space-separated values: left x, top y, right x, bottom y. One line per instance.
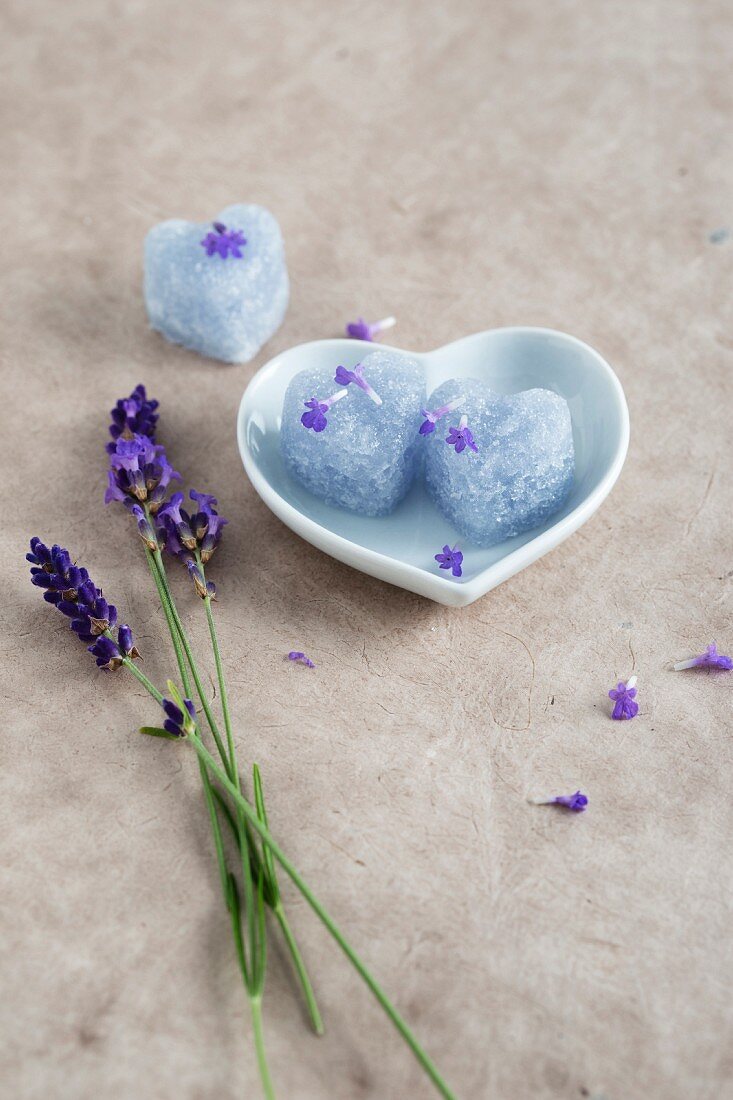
673, 642, 733, 671
288, 651, 315, 668
434, 544, 463, 578
445, 415, 478, 454
554, 791, 588, 812
200, 223, 247, 259
608, 676, 638, 720
532, 790, 588, 812
345, 316, 396, 342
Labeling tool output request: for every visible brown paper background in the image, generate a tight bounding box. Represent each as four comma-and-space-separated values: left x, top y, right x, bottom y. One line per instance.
2, 2, 732, 1097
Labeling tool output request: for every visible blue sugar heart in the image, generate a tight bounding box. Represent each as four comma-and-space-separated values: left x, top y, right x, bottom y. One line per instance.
144, 203, 288, 364
424, 378, 575, 547
280, 350, 425, 517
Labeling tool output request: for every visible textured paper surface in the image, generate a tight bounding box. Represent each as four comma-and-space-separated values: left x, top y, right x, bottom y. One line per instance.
2, 2, 732, 1097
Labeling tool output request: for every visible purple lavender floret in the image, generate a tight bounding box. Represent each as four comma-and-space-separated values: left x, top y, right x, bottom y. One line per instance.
28, 539, 91, 606
88, 635, 123, 670
186, 559, 217, 599
158, 490, 227, 564
334, 363, 382, 405
27, 538, 138, 668
445, 416, 478, 454
419, 396, 464, 437
608, 677, 638, 720
105, 434, 180, 513
106, 384, 159, 454
434, 544, 463, 578
553, 791, 588, 812
162, 697, 197, 737
200, 223, 247, 259
63, 594, 118, 642
301, 398, 330, 433
673, 642, 733, 671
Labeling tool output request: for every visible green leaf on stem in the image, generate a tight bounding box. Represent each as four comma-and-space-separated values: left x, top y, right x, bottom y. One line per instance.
139, 726, 181, 740
253, 764, 280, 906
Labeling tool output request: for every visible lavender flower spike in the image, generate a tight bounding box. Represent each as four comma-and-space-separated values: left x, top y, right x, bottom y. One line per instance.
288, 651, 315, 668
435, 544, 463, 578
609, 675, 638, 720
532, 791, 588, 813
27, 537, 138, 668
334, 363, 383, 406
673, 642, 733, 671
445, 415, 478, 454
419, 395, 465, 436
300, 389, 348, 432
346, 316, 396, 342
107, 384, 159, 453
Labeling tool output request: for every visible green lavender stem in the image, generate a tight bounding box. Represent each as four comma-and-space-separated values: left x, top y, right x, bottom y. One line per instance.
195, 564, 258, 979
151, 542, 323, 1035
143, 552, 230, 901
122, 654, 455, 1100
142, 553, 275, 1095
147, 546, 257, 979
188, 735, 456, 1100
251, 996, 275, 1100
148, 543, 230, 772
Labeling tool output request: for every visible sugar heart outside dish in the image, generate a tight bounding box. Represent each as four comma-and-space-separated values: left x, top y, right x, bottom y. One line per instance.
237, 328, 630, 607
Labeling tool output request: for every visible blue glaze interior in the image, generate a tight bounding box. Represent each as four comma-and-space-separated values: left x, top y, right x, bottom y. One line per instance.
240, 329, 625, 584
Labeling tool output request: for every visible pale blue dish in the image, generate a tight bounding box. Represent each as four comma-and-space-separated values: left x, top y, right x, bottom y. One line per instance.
237, 328, 629, 607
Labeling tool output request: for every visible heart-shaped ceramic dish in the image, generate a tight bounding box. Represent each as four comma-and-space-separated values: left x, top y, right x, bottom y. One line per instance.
237, 327, 629, 607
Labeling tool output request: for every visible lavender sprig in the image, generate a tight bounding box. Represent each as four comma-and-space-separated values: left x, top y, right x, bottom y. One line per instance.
26, 386, 458, 1100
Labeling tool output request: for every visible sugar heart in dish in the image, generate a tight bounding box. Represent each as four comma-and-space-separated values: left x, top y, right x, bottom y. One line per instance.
424, 378, 574, 547
280, 350, 425, 517
144, 203, 288, 364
